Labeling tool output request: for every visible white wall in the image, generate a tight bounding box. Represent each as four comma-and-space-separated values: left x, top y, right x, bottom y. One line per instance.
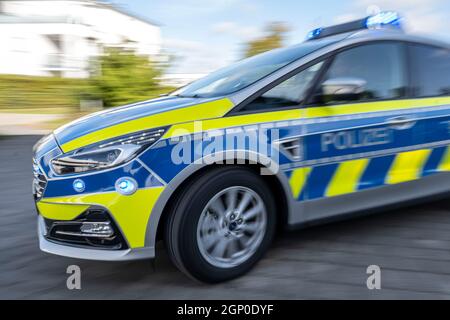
0, 0, 161, 78
0, 25, 55, 76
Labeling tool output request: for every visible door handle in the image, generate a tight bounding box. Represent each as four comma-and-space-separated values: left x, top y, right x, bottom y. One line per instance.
387, 116, 417, 130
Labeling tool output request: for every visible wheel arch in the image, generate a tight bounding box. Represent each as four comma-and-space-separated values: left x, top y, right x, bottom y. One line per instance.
144, 152, 293, 250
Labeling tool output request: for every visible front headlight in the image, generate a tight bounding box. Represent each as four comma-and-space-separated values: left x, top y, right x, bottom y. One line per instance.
51, 127, 168, 175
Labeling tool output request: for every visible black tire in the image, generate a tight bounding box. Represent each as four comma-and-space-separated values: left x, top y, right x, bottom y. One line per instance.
164, 166, 276, 283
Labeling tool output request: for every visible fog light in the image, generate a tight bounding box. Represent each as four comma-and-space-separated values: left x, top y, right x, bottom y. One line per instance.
80, 222, 114, 237
115, 177, 138, 195
73, 179, 85, 193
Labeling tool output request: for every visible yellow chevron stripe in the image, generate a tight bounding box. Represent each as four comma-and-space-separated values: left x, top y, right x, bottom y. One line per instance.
305, 97, 450, 118
289, 167, 311, 199
164, 97, 450, 139
163, 109, 301, 139
326, 158, 369, 197
37, 201, 89, 221
61, 96, 450, 152
60, 98, 235, 153
439, 147, 450, 171
386, 149, 432, 185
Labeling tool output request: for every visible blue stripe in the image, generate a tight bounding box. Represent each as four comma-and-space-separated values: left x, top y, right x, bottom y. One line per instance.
284, 170, 292, 179
139, 141, 191, 183
358, 155, 395, 190
43, 161, 163, 198
422, 147, 446, 177
299, 188, 307, 201
140, 129, 295, 183
306, 163, 338, 200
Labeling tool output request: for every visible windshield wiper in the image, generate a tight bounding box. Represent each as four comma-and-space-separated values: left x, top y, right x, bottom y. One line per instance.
173, 94, 203, 98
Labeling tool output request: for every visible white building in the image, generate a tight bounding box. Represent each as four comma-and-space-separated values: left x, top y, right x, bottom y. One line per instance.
0, 0, 161, 78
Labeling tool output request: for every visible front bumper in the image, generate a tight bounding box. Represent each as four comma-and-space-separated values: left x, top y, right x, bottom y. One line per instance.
33, 134, 165, 260
36, 186, 164, 249
38, 215, 155, 261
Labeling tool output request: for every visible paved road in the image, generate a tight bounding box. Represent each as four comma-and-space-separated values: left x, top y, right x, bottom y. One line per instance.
1, 135, 450, 299
0, 113, 61, 135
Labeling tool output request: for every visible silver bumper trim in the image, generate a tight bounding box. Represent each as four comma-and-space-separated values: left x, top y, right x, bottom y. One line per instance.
38, 216, 155, 261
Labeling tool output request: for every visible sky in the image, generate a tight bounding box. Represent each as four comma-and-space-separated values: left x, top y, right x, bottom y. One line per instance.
108, 0, 450, 75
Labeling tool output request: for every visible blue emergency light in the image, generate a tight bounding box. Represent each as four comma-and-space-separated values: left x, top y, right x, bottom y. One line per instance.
307, 11, 402, 41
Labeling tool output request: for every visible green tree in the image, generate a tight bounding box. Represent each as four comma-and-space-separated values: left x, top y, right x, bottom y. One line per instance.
244, 22, 290, 58
87, 47, 166, 107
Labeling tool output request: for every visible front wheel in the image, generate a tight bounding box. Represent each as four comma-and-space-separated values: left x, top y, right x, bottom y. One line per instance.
164, 167, 276, 283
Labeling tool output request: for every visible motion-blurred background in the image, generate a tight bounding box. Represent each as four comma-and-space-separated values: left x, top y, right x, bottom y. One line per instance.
2, 0, 450, 299
1, 0, 450, 134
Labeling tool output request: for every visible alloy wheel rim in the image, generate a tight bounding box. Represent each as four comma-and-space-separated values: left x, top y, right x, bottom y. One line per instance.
196, 186, 267, 269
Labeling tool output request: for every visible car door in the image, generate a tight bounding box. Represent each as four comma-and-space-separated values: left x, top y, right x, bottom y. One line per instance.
298, 41, 420, 222
237, 61, 326, 222
408, 43, 450, 177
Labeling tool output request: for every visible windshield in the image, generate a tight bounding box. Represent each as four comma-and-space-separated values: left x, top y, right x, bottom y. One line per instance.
171, 40, 337, 98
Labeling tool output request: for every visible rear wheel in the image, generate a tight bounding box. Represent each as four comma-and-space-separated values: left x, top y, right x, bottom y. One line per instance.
164, 167, 276, 283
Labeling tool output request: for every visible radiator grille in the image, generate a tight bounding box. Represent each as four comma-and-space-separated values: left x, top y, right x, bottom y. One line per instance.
33, 158, 47, 200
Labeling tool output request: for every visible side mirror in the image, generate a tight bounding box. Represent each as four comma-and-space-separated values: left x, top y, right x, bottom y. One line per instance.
318, 77, 367, 103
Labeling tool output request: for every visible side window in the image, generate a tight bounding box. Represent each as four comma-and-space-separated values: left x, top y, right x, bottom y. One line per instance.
311, 43, 407, 105
241, 62, 324, 112
410, 44, 450, 97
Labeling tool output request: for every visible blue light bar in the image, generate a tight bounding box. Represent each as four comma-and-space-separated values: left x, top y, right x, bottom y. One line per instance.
366, 11, 402, 29
307, 28, 323, 40
306, 11, 402, 41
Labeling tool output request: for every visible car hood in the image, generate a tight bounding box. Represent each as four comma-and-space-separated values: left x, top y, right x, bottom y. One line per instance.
54, 96, 234, 153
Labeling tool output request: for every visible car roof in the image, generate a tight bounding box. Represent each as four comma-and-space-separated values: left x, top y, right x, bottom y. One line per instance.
304, 27, 450, 50
345, 28, 450, 49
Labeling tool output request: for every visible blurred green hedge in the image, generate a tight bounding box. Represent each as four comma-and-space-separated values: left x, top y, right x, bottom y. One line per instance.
86, 47, 170, 108
0, 74, 174, 112
0, 75, 85, 111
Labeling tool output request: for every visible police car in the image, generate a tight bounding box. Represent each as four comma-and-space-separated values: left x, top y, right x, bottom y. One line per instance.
33, 12, 450, 283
